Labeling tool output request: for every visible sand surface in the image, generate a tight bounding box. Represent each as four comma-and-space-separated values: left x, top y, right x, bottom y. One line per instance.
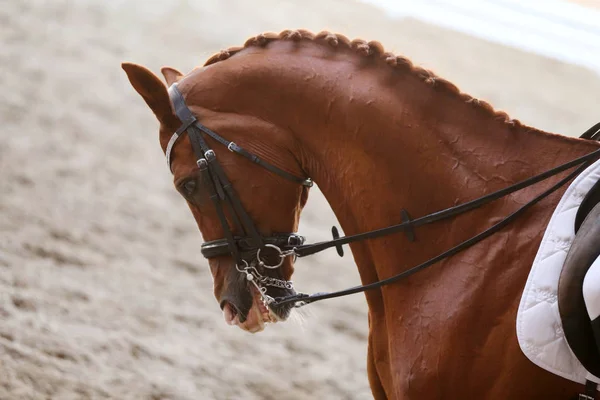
2, 0, 600, 399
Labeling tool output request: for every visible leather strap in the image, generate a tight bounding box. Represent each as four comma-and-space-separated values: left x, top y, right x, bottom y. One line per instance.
581, 122, 600, 141
274, 126, 600, 306
198, 124, 313, 187
275, 161, 592, 306
292, 147, 600, 258
201, 234, 305, 258
198, 159, 243, 265
166, 84, 312, 187
578, 380, 597, 400
205, 150, 264, 250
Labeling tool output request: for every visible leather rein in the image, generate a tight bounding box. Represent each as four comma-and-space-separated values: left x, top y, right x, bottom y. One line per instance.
166, 83, 600, 308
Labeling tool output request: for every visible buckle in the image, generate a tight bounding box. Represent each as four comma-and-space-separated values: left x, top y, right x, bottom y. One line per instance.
287, 234, 305, 246
204, 150, 216, 160
578, 395, 594, 400
302, 178, 314, 187
196, 158, 208, 169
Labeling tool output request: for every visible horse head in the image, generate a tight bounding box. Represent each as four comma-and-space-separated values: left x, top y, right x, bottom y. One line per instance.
122, 60, 311, 333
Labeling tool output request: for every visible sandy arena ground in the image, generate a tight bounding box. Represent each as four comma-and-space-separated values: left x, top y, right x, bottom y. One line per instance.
2, 0, 600, 399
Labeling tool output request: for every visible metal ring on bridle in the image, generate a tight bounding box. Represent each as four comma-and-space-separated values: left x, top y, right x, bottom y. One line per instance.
256, 244, 288, 269
235, 259, 249, 273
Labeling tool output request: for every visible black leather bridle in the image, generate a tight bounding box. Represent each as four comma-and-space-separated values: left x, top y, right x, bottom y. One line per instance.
167, 84, 311, 299
166, 83, 600, 308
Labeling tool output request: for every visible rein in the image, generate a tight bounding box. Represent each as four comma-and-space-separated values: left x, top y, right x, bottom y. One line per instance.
166, 82, 600, 308
280, 159, 594, 305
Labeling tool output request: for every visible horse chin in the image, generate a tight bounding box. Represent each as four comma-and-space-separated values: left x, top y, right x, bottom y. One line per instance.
222, 286, 290, 333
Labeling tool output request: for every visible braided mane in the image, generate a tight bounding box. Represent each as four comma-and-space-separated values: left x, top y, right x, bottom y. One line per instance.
204, 29, 521, 128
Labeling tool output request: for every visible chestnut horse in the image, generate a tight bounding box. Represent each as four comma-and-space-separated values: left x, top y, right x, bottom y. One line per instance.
123, 30, 600, 399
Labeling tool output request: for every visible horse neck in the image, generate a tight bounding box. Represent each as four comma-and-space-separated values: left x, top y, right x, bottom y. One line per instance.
274, 55, 599, 287
294, 74, 595, 236
194, 43, 599, 284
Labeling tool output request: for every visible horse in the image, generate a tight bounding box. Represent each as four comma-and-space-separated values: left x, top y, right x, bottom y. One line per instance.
122, 30, 600, 399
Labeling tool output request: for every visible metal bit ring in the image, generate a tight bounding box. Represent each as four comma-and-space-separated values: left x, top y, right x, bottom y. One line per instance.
256, 244, 286, 269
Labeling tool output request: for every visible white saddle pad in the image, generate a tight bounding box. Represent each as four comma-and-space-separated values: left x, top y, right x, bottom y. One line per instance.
517, 158, 600, 387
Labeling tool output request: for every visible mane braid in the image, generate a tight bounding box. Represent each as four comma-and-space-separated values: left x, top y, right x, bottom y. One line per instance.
203, 29, 523, 128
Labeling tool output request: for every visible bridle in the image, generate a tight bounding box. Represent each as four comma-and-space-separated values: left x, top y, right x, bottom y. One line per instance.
167, 84, 311, 303
166, 82, 600, 308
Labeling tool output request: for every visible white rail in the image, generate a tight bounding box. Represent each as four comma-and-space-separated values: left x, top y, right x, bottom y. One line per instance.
360, 0, 600, 73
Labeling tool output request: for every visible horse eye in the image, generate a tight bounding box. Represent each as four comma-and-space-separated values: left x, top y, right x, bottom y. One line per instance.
182, 180, 196, 196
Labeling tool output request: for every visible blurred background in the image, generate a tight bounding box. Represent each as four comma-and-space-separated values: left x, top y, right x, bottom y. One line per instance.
2, 0, 600, 399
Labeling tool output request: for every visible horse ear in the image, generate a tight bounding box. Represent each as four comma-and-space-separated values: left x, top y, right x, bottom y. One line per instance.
161, 66, 184, 86
122, 62, 172, 124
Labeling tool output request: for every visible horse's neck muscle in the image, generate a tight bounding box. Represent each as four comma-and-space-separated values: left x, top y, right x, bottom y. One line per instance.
203, 42, 598, 280
293, 62, 596, 248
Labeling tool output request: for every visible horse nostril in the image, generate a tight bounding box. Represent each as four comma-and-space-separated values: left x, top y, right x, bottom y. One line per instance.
219, 300, 229, 311
221, 299, 246, 321
220, 300, 239, 315
221, 301, 239, 326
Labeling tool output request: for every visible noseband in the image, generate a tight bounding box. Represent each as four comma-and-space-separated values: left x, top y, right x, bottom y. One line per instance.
167, 83, 600, 308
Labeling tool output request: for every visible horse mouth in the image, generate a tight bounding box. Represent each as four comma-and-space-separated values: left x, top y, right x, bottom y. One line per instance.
221, 286, 292, 333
